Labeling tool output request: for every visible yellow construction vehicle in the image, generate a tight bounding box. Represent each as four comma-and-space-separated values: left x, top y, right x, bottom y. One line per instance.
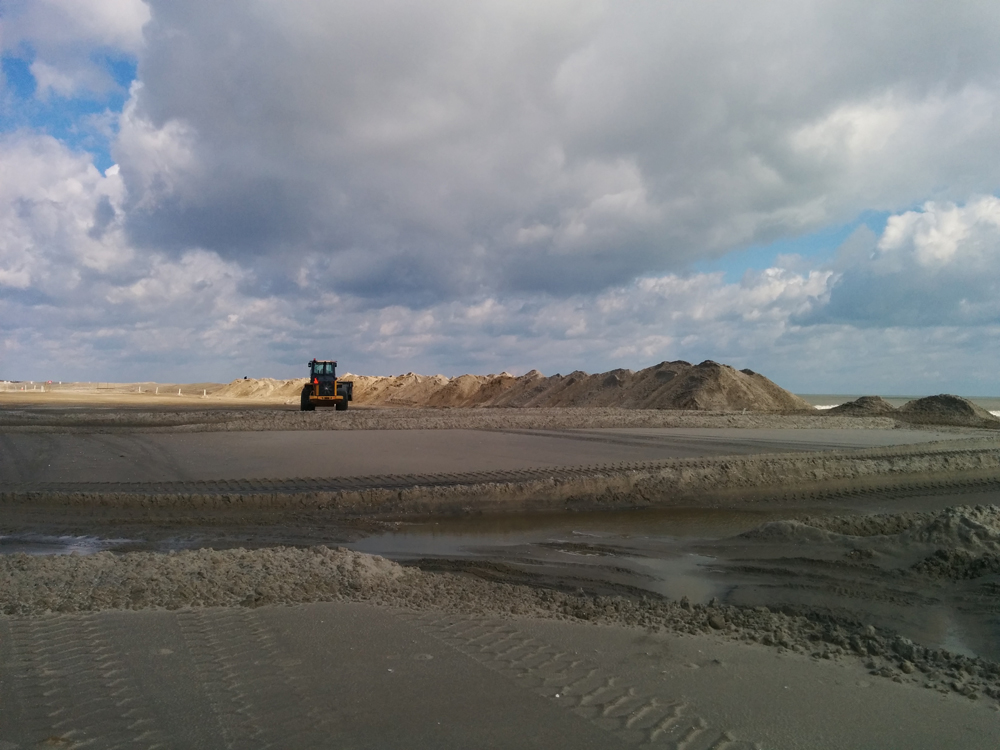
300, 359, 352, 411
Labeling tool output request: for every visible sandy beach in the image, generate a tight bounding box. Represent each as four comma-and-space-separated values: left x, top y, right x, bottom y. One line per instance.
2, 387, 1000, 748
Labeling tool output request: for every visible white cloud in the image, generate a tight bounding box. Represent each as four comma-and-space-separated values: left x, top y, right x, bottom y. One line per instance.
115, 84, 199, 211
878, 196, 1000, 267
814, 196, 1000, 327
3, 142, 1000, 394
29, 61, 81, 98
2, 0, 150, 97
789, 86, 1000, 213
13, 0, 150, 52
0, 133, 130, 292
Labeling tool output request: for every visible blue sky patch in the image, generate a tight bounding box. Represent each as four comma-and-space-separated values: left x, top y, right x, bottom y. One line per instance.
1, 51, 136, 171
690, 211, 893, 281
2, 55, 36, 99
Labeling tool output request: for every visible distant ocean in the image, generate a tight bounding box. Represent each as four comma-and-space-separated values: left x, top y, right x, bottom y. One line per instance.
797, 394, 1000, 418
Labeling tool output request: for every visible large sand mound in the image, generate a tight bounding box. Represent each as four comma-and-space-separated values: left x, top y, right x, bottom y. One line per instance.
898, 394, 1000, 428
216, 361, 813, 412
483, 361, 813, 411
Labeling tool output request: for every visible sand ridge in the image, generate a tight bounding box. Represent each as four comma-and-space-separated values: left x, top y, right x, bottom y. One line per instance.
0, 405, 903, 433
6, 437, 1000, 517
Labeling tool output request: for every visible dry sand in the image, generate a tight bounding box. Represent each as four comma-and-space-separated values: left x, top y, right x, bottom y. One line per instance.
4, 434, 999, 521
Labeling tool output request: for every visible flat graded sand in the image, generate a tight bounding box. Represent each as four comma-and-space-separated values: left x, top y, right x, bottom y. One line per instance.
0, 426, 972, 485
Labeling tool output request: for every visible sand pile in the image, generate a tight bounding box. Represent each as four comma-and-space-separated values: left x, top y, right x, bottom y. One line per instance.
345, 372, 450, 406
2, 545, 998, 701
344, 360, 813, 412
897, 394, 1000, 428
425, 373, 510, 408
900, 506, 1000, 550
214, 377, 305, 400
829, 396, 897, 415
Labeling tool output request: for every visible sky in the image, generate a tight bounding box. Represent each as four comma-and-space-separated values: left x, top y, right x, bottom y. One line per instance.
2, 0, 1000, 394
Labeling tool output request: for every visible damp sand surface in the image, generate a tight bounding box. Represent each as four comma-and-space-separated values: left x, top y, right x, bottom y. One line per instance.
4, 404, 1000, 747
2, 546, 999, 749
354, 498, 1000, 662
7, 495, 1000, 661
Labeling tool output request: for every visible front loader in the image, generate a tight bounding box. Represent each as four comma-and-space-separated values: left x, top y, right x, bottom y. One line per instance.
300, 359, 353, 411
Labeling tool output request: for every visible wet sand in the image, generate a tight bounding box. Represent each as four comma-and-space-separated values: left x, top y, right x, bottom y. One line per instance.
2, 601, 996, 750
2, 547, 999, 749
2, 400, 1000, 748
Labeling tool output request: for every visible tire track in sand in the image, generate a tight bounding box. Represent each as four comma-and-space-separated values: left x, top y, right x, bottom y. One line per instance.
4, 615, 166, 749
175, 608, 333, 749
402, 612, 758, 750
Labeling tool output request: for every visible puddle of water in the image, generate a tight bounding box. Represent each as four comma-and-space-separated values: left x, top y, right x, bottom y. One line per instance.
380, 506, 819, 541
942, 627, 979, 659
0, 534, 134, 556
346, 511, 739, 605
621, 554, 724, 603
349, 532, 518, 559
1, 511, 992, 661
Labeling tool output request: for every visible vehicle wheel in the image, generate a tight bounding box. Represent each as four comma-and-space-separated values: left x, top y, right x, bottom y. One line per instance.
300, 386, 315, 411
335, 396, 348, 411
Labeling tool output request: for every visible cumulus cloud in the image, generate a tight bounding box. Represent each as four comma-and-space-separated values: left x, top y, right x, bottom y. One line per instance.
3, 136, 996, 393
2, 0, 150, 97
0, 133, 265, 381
114, 0, 1000, 305
0, 132, 130, 291
809, 197, 1000, 327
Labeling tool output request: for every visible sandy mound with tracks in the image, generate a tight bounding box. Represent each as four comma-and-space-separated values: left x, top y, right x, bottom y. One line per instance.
215, 360, 814, 412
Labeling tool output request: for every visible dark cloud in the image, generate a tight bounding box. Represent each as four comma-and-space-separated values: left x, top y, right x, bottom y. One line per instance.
113, 0, 1000, 307
87, 194, 116, 239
